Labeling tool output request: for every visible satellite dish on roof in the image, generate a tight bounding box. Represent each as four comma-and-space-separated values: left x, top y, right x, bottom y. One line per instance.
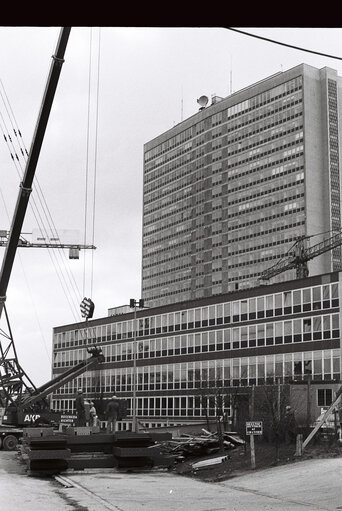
197, 95, 209, 110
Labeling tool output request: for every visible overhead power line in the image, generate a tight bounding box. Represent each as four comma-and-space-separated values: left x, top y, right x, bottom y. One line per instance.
226, 27, 342, 61
0, 80, 83, 322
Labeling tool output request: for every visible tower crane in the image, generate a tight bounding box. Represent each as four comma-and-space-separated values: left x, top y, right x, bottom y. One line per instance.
259, 231, 342, 281
0, 230, 95, 259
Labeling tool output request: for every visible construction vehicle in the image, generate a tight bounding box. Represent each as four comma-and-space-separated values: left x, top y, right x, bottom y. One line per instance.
259, 231, 342, 281
0, 346, 104, 450
0, 27, 98, 450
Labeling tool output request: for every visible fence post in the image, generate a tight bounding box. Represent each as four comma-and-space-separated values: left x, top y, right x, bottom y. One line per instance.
295, 433, 303, 457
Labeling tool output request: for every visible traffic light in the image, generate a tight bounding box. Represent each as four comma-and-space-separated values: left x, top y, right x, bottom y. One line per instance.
130, 298, 145, 309
80, 297, 95, 319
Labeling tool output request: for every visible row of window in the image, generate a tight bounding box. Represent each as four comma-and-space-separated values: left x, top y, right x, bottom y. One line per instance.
54, 385, 331, 420
226, 77, 302, 119
145, 120, 303, 198
227, 97, 303, 134
144, 77, 302, 168
53, 283, 339, 349
53, 349, 340, 397
54, 395, 231, 418
53, 312, 339, 367
144, 134, 304, 212
144, 98, 303, 196
58, 386, 335, 420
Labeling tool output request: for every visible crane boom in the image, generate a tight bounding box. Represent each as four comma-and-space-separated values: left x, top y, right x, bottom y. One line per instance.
0, 27, 71, 318
260, 231, 342, 281
20, 347, 104, 408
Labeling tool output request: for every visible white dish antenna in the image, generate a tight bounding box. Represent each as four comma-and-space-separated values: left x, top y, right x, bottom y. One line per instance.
197, 95, 209, 110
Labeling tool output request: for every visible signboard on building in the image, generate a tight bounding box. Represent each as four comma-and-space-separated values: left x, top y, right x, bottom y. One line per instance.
60, 414, 77, 425
246, 421, 263, 435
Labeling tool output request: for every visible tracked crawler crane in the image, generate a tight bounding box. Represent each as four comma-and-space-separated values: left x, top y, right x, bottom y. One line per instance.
0, 27, 102, 449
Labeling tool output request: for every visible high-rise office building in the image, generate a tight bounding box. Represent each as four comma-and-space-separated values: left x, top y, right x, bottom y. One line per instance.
142, 64, 342, 307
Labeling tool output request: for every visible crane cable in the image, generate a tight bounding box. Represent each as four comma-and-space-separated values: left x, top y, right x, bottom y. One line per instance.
83, 27, 100, 301
0, 186, 52, 362
82, 28, 92, 299
91, 28, 101, 299
0, 54, 85, 322
0, 109, 81, 321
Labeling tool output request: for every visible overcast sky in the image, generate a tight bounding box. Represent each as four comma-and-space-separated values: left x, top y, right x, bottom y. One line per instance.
0, 26, 342, 386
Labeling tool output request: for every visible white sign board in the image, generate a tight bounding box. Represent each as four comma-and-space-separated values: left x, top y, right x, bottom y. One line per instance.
246, 421, 263, 435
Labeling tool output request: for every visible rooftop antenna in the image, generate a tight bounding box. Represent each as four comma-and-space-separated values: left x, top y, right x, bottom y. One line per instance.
230, 55, 233, 94
181, 86, 183, 121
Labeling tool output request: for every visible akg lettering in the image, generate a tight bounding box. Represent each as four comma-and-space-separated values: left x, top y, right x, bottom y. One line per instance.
24, 414, 40, 423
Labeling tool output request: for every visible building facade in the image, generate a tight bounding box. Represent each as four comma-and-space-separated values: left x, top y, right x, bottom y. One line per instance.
52, 272, 342, 430
142, 64, 342, 307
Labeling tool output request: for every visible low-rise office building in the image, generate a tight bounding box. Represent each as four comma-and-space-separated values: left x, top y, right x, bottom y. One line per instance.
52, 271, 342, 430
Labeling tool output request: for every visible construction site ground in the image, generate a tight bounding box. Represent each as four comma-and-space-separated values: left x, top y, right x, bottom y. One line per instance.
2, 440, 342, 510
173, 438, 342, 482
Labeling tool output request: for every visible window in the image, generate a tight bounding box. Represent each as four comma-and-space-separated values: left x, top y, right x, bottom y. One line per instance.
303, 289, 311, 311
293, 290, 301, 313
317, 388, 333, 407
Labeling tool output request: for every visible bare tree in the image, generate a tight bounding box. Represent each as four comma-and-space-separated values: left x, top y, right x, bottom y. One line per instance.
254, 382, 291, 461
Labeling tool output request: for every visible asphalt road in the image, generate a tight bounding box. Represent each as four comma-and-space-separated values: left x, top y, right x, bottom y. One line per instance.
1, 450, 342, 510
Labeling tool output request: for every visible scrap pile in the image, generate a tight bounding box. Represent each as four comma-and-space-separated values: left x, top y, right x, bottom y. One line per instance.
157, 429, 245, 462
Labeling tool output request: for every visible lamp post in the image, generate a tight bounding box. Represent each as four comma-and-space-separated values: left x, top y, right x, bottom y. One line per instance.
129, 298, 144, 432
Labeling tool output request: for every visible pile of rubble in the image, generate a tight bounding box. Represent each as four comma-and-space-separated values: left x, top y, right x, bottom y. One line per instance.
156, 429, 245, 462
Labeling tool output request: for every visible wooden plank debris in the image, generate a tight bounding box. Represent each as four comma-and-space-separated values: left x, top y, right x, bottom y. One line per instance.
158, 430, 245, 460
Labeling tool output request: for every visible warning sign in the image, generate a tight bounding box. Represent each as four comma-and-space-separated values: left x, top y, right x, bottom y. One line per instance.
246, 421, 263, 435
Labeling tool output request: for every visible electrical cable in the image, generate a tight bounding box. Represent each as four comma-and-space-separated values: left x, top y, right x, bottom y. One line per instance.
0, 82, 83, 321
90, 27, 101, 299
83, 28, 92, 299
226, 27, 342, 61
0, 186, 52, 363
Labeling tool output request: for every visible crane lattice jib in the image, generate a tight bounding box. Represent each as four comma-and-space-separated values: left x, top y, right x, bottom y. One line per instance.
260, 231, 342, 280
304, 231, 342, 261
259, 257, 298, 280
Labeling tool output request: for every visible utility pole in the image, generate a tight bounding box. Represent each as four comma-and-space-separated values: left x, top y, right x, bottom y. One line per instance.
277, 378, 281, 421
129, 298, 145, 433
307, 374, 312, 428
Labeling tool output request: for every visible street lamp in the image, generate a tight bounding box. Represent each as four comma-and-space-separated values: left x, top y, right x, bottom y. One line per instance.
129, 298, 145, 432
